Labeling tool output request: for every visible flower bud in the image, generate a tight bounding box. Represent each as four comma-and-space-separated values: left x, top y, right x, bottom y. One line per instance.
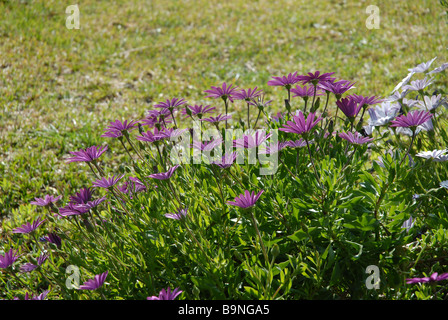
271, 243, 280, 258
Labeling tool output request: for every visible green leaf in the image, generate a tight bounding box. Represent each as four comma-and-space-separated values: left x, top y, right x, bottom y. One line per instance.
244, 286, 260, 298
330, 261, 342, 285
338, 195, 364, 209
343, 214, 378, 231
288, 229, 308, 242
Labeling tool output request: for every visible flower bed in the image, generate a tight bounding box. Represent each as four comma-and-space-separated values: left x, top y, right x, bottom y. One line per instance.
2, 58, 448, 300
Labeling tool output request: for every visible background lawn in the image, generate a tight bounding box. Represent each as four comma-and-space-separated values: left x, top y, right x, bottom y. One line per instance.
0, 0, 446, 224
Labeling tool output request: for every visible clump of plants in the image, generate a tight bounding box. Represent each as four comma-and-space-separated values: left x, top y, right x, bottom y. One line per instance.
1, 58, 448, 300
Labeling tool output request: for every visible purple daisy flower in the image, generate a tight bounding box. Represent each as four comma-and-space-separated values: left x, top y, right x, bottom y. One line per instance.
33, 290, 50, 300
285, 139, 308, 148
158, 127, 189, 140
92, 174, 125, 189
15, 290, 50, 300
204, 82, 239, 103
182, 105, 216, 119
148, 165, 180, 180
119, 177, 147, 195
79, 271, 109, 290
154, 98, 187, 111
20, 253, 48, 273
204, 83, 239, 128
101, 119, 139, 138
84, 197, 107, 210
279, 111, 322, 136
291, 84, 325, 99
233, 130, 272, 149
227, 190, 264, 209
336, 97, 362, 119
70, 187, 94, 204
318, 80, 356, 98
338, 131, 373, 145
147, 287, 183, 300
140, 109, 173, 128
389, 110, 432, 129
30, 195, 62, 207
192, 138, 223, 152
0, 248, 20, 269
20, 263, 38, 273
164, 207, 188, 220
200, 114, 232, 125
43, 233, 62, 249
247, 94, 273, 109
350, 94, 384, 107
272, 112, 285, 122
58, 203, 90, 217
258, 141, 290, 155
297, 71, 336, 86
66, 145, 108, 163
136, 127, 168, 143
406, 272, 448, 284
12, 217, 46, 234
233, 87, 264, 101
267, 72, 300, 88
212, 152, 238, 169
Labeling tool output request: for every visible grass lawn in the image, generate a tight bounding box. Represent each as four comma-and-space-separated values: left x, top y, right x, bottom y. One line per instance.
0, 0, 446, 222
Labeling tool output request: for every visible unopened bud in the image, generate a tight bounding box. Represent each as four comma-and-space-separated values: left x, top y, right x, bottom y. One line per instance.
271, 244, 280, 258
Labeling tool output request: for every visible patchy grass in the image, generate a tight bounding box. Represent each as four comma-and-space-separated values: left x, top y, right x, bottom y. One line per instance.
0, 0, 446, 220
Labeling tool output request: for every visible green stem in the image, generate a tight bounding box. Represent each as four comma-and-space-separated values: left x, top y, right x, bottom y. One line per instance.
247, 102, 250, 129
119, 137, 135, 163
170, 109, 178, 128
224, 98, 229, 129
253, 110, 262, 129
124, 133, 150, 166
309, 84, 317, 113
322, 91, 330, 115
248, 208, 269, 266
399, 130, 416, 167
305, 138, 321, 186
212, 167, 227, 218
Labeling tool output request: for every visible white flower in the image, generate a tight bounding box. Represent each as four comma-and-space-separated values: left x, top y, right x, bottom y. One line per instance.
408, 57, 437, 73
386, 89, 410, 102
402, 98, 420, 108
401, 216, 414, 233
416, 149, 448, 162
402, 77, 434, 92
415, 94, 445, 112
392, 121, 433, 136
391, 72, 414, 94
363, 124, 374, 135
419, 118, 434, 132
393, 127, 415, 136
440, 180, 448, 189
428, 62, 448, 75
367, 102, 400, 127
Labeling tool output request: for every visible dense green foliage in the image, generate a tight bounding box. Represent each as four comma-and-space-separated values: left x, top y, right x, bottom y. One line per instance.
1, 0, 447, 300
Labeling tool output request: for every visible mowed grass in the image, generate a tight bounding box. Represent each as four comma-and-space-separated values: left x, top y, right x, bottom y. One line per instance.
0, 0, 446, 223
